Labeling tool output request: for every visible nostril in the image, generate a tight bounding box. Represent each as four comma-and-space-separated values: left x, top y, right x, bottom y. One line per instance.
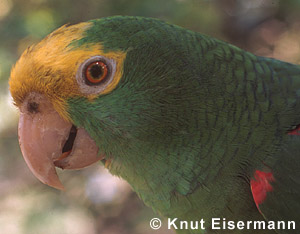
27, 101, 39, 113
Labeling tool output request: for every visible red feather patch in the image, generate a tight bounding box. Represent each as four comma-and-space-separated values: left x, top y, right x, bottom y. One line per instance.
288, 125, 300, 135
250, 170, 275, 211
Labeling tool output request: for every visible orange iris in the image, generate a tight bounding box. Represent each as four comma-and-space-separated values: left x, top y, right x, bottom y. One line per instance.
85, 61, 108, 84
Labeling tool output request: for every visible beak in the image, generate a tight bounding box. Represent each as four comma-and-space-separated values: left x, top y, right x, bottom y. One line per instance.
18, 93, 103, 190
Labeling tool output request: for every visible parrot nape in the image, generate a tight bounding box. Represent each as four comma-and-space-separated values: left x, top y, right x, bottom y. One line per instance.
9, 16, 300, 234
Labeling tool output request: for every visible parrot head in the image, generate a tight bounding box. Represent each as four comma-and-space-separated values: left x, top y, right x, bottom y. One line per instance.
9, 16, 202, 192
9, 21, 125, 189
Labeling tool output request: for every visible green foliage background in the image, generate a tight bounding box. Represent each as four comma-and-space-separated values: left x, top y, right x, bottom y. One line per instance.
0, 0, 300, 233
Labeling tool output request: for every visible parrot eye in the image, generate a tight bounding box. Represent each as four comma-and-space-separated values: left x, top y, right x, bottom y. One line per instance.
76, 56, 116, 95
85, 61, 108, 85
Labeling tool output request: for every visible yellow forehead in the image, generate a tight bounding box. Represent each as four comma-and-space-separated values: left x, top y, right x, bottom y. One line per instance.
9, 22, 126, 120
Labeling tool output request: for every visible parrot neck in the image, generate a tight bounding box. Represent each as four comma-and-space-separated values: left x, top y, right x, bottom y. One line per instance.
68, 94, 235, 216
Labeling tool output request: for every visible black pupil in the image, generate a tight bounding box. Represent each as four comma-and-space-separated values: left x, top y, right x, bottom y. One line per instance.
89, 63, 103, 79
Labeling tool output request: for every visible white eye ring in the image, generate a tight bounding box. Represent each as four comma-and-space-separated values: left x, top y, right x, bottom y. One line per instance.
76, 56, 117, 95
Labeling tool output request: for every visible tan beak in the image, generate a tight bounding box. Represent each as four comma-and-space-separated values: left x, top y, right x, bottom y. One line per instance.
18, 93, 103, 190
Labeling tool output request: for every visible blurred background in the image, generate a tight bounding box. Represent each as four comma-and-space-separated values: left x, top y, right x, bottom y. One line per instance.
0, 0, 300, 233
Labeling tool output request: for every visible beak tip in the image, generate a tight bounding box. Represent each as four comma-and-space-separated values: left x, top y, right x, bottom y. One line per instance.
45, 179, 65, 191
55, 184, 65, 191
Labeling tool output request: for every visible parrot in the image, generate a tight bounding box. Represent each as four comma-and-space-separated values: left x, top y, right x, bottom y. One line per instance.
9, 16, 300, 234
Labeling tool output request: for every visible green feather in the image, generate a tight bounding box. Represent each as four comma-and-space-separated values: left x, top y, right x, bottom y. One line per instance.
66, 16, 300, 233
